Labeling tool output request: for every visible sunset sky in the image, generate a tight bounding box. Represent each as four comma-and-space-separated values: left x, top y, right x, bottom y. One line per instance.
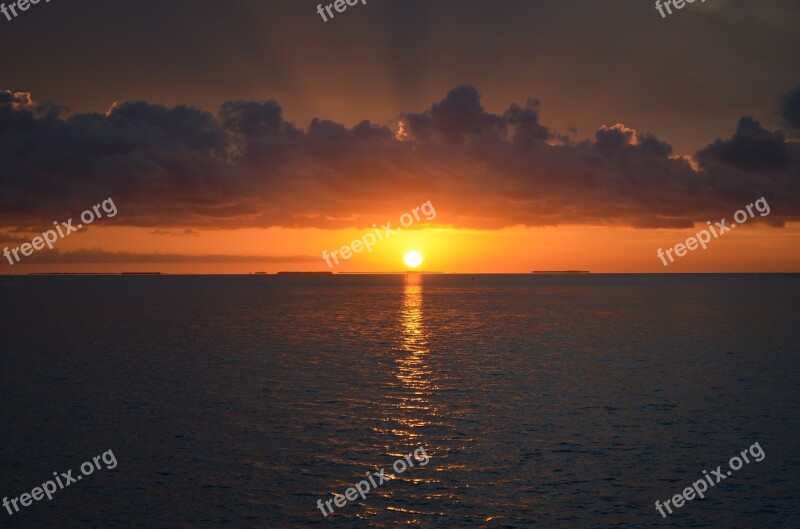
1, 0, 799, 273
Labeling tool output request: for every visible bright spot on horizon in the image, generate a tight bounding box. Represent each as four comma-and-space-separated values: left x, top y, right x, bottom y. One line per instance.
403, 251, 423, 268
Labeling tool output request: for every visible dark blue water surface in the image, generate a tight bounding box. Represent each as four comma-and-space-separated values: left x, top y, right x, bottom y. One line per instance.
1, 274, 798, 528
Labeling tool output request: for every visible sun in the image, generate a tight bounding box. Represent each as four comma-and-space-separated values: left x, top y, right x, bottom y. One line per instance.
403, 251, 423, 268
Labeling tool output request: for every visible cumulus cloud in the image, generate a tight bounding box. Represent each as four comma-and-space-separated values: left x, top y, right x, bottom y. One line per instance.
698, 117, 793, 170
780, 86, 800, 132
1, 85, 798, 231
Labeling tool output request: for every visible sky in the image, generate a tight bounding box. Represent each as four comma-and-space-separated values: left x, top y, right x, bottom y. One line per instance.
1, 0, 800, 274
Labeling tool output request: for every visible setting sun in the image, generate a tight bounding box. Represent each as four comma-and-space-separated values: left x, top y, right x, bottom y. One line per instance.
403, 251, 423, 268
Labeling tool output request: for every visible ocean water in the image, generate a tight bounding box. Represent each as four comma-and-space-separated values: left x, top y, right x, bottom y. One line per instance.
0, 273, 798, 528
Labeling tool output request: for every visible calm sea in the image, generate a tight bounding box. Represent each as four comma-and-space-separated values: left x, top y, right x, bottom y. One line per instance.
1, 274, 798, 528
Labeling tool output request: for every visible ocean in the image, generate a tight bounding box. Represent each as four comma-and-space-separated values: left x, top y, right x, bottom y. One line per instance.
1, 274, 798, 528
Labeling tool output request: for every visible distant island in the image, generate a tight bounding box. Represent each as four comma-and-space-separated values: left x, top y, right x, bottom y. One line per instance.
277, 271, 333, 275
532, 270, 590, 274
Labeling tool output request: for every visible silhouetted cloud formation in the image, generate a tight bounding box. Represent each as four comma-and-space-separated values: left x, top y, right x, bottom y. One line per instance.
780, 86, 800, 132
698, 117, 794, 170
1, 85, 798, 231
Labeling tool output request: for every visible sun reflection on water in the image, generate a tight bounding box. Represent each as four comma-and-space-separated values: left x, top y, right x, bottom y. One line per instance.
391, 274, 434, 443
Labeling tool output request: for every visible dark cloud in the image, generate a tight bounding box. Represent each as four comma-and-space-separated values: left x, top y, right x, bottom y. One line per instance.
504, 98, 550, 145
397, 85, 507, 145
780, 86, 800, 131
0, 86, 798, 231
697, 117, 793, 170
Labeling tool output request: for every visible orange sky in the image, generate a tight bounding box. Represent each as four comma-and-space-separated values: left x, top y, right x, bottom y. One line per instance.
4, 221, 799, 275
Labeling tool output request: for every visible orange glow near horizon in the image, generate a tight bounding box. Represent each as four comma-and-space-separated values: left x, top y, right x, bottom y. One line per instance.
2, 221, 799, 275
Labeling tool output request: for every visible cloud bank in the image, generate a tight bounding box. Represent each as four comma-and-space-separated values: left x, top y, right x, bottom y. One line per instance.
1, 85, 798, 231
18, 248, 319, 264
